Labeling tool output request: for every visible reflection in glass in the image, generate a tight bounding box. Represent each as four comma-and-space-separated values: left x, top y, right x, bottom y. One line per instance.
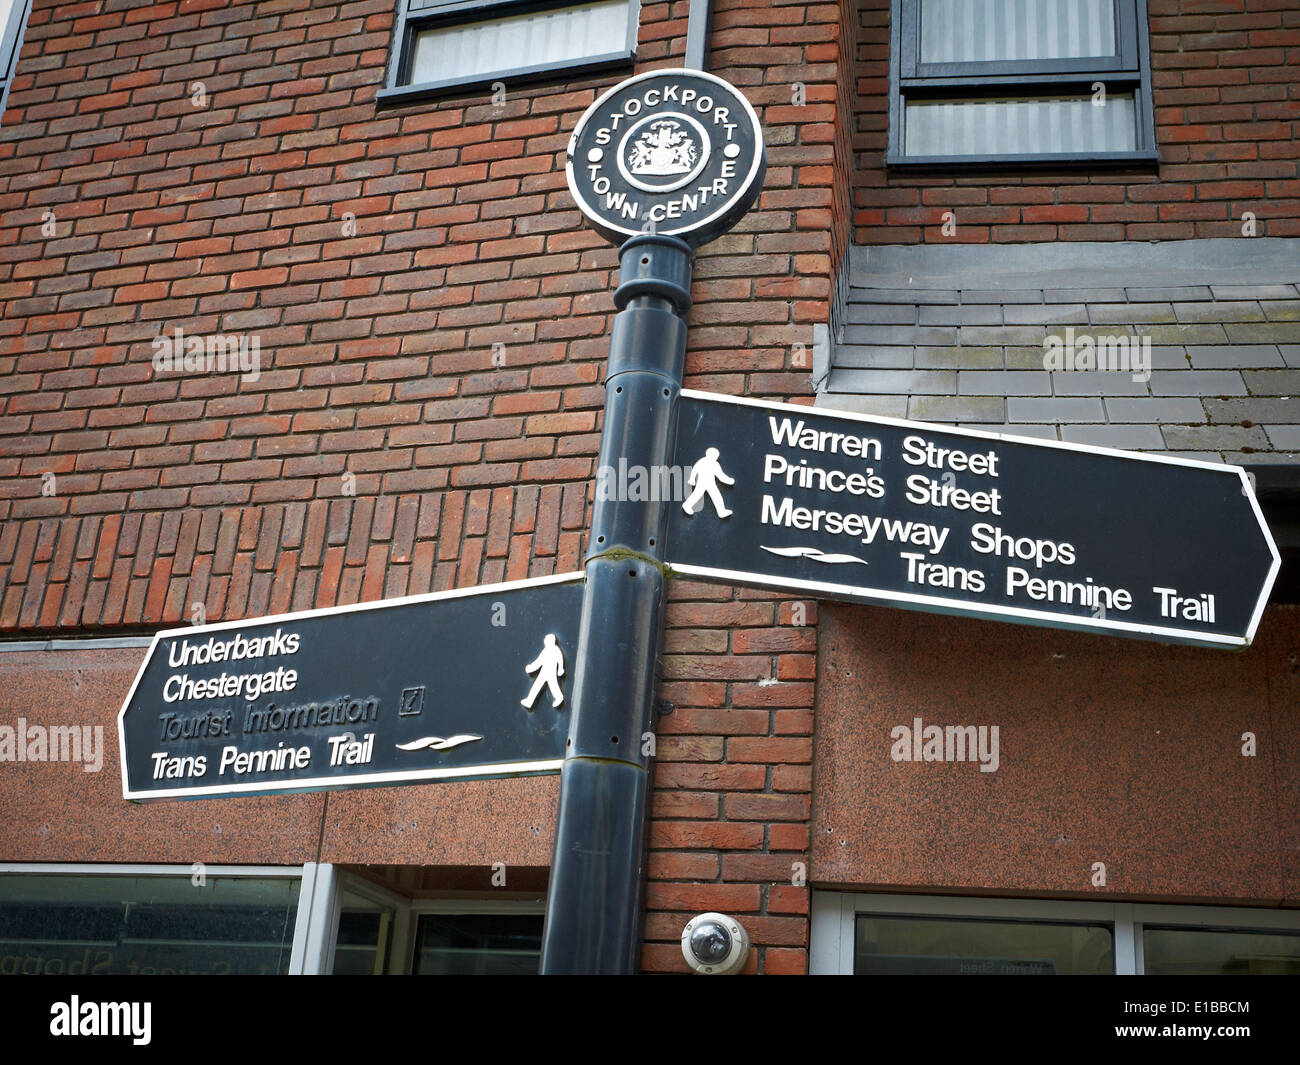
1143, 927, 1300, 975
0, 874, 300, 976
411, 1, 628, 85
333, 889, 394, 975
920, 0, 1118, 63
854, 914, 1114, 974
904, 93, 1137, 157
413, 913, 542, 975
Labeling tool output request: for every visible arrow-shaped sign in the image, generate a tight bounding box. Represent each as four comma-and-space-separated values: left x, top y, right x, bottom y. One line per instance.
666, 391, 1279, 649
118, 573, 584, 800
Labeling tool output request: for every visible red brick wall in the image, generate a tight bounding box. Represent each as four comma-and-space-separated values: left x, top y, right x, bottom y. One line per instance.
854, 0, 1300, 244
0, 0, 853, 973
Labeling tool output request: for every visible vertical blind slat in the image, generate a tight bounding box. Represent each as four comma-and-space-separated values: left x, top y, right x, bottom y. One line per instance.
919, 0, 1117, 62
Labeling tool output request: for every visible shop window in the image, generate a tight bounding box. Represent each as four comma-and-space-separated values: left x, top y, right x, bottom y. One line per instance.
412, 912, 543, 974
0, 870, 302, 976
377, 0, 639, 104
332, 888, 397, 976
1142, 927, 1300, 976
887, 0, 1157, 166
812, 893, 1300, 975
855, 913, 1113, 975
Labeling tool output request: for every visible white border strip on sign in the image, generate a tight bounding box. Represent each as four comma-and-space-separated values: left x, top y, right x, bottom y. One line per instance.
123, 758, 567, 802
565, 68, 766, 243
676, 389, 1282, 648
117, 571, 584, 802
670, 562, 1243, 649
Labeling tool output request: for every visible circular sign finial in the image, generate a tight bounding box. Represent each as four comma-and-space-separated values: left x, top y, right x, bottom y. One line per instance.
567, 69, 766, 247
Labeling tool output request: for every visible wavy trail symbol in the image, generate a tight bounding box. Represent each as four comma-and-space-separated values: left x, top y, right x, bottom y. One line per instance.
760, 545, 870, 566
396, 734, 483, 752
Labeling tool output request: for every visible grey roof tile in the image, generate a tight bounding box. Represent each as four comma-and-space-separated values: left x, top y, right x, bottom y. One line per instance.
1142, 323, 1231, 344
1210, 284, 1298, 300
1185, 344, 1285, 369
960, 289, 1044, 304
1125, 286, 1213, 302
1264, 425, 1300, 449
958, 370, 1053, 396
841, 324, 958, 346
960, 325, 1046, 346
1147, 370, 1247, 396
814, 393, 910, 418
1162, 424, 1272, 450
1224, 322, 1300, 344
1204, 397, 1300, 423
918, 304, 1002, 326
825, 369, 957, 394
1242, 369, 1300, 394
1007, 397, 1107, 422
1006, 303, 1088, 325
844, 302, 916, 325
1089, 302, 1177, 324
1261, 301, 1300, 322
1150, 346, 1193, 369
1226, 451, 1299, 464
1104, 398, 1207, 423
835, 345, 916, 369
849, 287, 958, 304
1173, 301, 1266, 323
1044, 288, 1127, 303
1006, 346, 1051, 369
962, 423, 1060, 440
907, 395, 1005, 422
914, 346, 1003, 369
1060, 424, 1166, 449
1050, 372, 1150, 396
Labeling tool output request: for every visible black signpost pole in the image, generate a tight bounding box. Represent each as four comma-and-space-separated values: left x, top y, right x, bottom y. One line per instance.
539, 234, 693, 974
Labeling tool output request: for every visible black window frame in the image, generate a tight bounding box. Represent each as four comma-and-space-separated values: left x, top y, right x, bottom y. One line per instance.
887, 0, 1158, 169
376, 0, 639, 107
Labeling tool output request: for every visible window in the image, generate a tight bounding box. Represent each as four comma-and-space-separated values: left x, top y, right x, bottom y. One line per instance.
412, 912, 543, 974
812, 893, 1300, 975
0, 0, 28, 96
887, 0, 1157, 167
324, 871, 545, 975
377, 0, 639, 104
0, 866, 304, 976
854, 913, 1114, 975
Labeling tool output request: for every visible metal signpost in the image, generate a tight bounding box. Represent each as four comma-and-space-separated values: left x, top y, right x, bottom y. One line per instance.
119, 574, 585, 800
540, 69, 767, 973
667, 391, 1280, 648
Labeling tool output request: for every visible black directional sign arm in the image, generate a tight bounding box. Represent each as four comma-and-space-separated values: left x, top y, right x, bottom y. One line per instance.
666, 390, 1279, 649
119, 574, 586, 800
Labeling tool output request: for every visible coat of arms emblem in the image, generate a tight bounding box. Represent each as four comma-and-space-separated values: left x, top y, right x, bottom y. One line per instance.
626, 120, 698, 176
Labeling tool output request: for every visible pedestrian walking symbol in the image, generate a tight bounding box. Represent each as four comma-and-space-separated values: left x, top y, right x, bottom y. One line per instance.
683, 447, 734, 518
522, 633, 567, 710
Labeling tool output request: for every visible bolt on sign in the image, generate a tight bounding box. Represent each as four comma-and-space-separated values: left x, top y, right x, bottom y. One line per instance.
118, 574, 584, 800
666, 391, 1279, 649
566, 68, 766, 246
